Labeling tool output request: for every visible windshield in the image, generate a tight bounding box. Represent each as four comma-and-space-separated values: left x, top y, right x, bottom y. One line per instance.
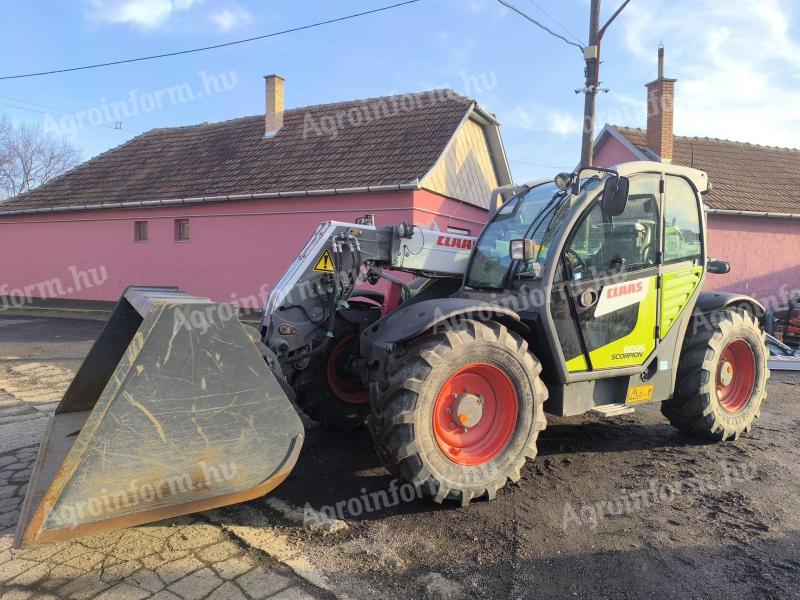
465, 182, 567, 290
464, 177, 604, 291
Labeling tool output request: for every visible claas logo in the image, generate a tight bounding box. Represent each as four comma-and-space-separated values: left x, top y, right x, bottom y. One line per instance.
436, 235, 473, 250
607, 281, 644, 298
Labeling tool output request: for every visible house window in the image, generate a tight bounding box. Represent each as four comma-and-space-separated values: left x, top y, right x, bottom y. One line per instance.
175, 219, 190, 242
134, 221, 148, 242
447, 226, 471, 236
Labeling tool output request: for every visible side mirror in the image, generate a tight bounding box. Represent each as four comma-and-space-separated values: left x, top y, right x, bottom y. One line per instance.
707, 260, 730, 274
510, 239, 537, 262
601, 175, 630, 217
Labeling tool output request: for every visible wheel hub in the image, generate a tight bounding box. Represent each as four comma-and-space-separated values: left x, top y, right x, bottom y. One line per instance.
326, 335, 368, 405
716, 339, 756, 413
452, 392, 483, 429
719, 361, 734, 386
433, 363, 518, 466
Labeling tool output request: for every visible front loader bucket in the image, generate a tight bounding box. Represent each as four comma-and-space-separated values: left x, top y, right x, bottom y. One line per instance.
14, 286, 304, 548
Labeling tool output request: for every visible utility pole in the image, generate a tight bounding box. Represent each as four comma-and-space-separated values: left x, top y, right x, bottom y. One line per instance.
578, 0, 631, 169
498, 0, 631, 169
579, 0, 602, 170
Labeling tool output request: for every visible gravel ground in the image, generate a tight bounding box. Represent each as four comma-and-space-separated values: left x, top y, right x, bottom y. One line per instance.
1, 312, 799, 599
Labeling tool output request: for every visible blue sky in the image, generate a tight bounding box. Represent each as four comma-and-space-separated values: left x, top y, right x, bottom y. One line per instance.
1, 0, 798, 183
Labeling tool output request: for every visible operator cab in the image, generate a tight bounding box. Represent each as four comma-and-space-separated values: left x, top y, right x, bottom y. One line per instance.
462, 162, 710, 412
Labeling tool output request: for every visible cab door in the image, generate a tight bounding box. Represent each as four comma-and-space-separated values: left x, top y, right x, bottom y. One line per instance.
551, 173, 662, 373
658, 175, 705, 339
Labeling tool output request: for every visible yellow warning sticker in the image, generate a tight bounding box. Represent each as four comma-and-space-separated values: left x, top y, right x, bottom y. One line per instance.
313, 249, 335, 273
627, 384, 654, 405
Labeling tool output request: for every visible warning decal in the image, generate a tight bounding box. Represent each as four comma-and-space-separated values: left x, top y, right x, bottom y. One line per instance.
627, 384, 654, 405
313, 249, 335, 273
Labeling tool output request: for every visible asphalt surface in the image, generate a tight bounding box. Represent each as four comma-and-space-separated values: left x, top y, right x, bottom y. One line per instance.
1, 312, 799, 599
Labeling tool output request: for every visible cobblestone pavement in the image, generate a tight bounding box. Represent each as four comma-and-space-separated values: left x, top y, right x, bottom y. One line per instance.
0, 355, 328, 600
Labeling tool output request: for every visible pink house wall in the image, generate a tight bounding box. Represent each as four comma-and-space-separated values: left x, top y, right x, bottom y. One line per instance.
705, 215, 800, 305
0, 190, 487, 308
593, 135, 638, 167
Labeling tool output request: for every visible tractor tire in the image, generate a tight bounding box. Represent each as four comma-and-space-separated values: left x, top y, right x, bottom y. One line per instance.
294, 318, 370, 430
662, 309, 769, 441
369, 319, 548, 505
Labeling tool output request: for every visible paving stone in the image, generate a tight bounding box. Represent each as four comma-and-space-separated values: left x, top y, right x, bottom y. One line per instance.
47, 562, 84, 581
62, 549, 106, 570
236, 568, 293, 599
95, 582, 152, 600
0, 533, 13, 550
271, 588, 318, 600
49, 543, 94, 564
212, 554, 256, 580
197, 540, 242, 563
166, 523, 225, 551
17, 541, 66, 562
156, 555, 204, 584
141, 553, 169, 570
0, 419, 48, 454
10, 560, 51, 585
0, 495, 22, 510
1, 589, 34, 600
207, 581, 247, 600
150, 592, 182, 600
167, 566, 223, 600
111, 530, 165, 560
127, 568, 166, 592
0, 509, 21, 528
0, 557, 38, 580
0, 413, 46, 426
0, 484, 18, 498
100, 559, 144, 583
55, 571, 111, 599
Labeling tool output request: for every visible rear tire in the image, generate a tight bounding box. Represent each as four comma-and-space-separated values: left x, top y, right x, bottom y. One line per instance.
662, 309, 769, 441
369, 319, 547, 505
294, 318, 370, 430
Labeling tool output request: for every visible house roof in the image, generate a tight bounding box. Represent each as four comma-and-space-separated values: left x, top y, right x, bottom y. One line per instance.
0, 89, 492, 214
608, 126, 800, 215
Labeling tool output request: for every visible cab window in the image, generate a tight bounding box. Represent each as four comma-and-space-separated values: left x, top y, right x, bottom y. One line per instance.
564, 174, 660, 280
663, 176, 702, 263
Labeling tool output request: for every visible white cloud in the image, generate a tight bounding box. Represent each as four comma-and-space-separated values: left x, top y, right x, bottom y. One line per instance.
619, 0, 800, 147
210, 6, 252, 32
84, 0, 200, 29
506, 102, 582, 136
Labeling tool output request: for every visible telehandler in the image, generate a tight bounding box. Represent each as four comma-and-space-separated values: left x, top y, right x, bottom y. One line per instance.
15, 161, 769, 547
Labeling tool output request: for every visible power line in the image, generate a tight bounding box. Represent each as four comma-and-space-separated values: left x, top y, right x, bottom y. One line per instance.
0, 97, 141, 134
496, 0, 584, 51
525, 0, 583, 46
0, 0, 424, 80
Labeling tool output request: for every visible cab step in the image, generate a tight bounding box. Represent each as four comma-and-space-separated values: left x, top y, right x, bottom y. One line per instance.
588, 403, 635, 417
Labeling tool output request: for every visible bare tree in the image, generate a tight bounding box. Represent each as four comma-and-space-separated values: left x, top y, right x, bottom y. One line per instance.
0, 116, 81, 201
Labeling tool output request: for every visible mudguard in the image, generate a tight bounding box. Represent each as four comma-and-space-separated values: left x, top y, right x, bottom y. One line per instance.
694, 291, 766, 318
361, 297, 528, 362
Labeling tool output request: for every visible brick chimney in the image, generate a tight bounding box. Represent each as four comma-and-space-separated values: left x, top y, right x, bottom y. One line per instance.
264, 74, 284, 138
645, 46, 676, 162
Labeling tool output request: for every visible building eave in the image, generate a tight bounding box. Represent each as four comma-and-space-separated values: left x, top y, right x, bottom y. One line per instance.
0, 182, 422, 217
706, 208, 800, 220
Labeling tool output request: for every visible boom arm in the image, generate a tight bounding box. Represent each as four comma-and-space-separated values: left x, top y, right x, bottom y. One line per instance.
260, 220, 476, 364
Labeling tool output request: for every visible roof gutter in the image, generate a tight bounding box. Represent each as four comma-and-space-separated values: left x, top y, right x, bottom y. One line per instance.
0, 181, 422, 216
706, 208, 800, 220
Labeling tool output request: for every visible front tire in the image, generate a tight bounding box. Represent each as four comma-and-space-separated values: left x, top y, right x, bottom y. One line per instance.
294, 318, 370, 429
662, 309, 769, 441
369, 319, 547, 505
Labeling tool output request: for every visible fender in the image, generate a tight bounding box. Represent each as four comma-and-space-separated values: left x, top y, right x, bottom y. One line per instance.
361, 298, 529, 364
694, 291, 765, 318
